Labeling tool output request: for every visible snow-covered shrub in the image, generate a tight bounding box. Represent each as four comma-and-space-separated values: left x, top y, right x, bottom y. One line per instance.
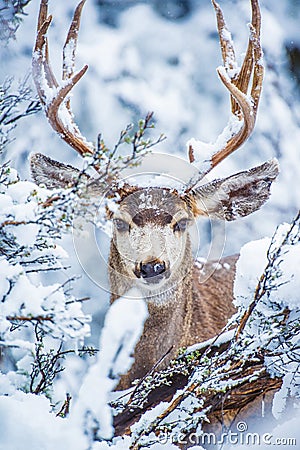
0, 76, 94, 414
0, 76, 40, 155
0, 162, 92, 398
234, 213, 300, 419
0, 74, 94, 408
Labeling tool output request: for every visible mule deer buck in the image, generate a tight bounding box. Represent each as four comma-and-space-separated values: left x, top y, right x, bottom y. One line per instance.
31, 0, 278, 390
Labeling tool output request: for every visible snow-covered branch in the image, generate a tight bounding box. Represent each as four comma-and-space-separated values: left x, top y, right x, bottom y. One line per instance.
0, 77, 40, 153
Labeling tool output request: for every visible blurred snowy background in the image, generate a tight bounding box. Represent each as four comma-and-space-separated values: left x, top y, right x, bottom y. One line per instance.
1, 0, 300, 344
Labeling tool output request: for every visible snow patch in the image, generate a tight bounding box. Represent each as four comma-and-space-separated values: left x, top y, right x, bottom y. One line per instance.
73, 290, 148, 440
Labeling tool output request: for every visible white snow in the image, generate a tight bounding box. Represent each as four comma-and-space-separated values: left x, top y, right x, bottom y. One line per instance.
186, 114, 243, 182
73, 290, 148, 440
272, 372, 294, 420
233, 238, 270, 308
234, 233, 300, 311
185, 329, 235, 355
271, 244, 300, 308
0, 392, 88, 450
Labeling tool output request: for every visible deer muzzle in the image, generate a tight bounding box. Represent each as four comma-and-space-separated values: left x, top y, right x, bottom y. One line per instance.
134, 259, 168, 284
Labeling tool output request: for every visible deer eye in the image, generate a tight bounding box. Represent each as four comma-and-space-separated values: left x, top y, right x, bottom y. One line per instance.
114, 219, 130, 232
173, 219, 189, 233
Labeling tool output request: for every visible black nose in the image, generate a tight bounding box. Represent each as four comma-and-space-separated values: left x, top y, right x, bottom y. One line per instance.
140, 261, 166, 279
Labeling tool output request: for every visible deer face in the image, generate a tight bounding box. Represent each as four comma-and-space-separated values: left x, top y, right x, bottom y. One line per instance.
111, 188, 193, 289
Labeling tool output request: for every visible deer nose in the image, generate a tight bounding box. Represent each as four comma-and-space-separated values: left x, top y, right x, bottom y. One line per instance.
140, 261, 166, 279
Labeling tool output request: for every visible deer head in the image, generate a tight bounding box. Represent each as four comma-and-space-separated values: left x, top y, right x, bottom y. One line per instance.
31, 0, 279, 301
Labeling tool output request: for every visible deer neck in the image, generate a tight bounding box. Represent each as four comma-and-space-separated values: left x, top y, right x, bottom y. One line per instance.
109, 236, 194, 389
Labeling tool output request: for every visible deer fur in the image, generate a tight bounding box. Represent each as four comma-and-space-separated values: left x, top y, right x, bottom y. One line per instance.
30, 0, 279, 392
106, 185, 245, 389
114, 251, 238, 390
30, 156, 278, 390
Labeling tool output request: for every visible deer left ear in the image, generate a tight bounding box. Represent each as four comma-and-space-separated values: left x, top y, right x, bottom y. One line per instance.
30, 153, 89, 189
192, 159, 279, 221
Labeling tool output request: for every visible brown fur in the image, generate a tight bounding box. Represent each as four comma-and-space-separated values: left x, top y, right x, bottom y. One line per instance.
110, 231, 238, 390
30, 156, 278, 393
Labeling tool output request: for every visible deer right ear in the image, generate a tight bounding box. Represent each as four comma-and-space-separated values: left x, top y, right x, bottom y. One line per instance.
192, 159, 279, 221
30, 153, 88, 189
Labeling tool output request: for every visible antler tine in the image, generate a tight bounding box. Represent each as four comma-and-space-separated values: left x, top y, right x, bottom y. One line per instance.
46, 65, 94, 156
212, 0, 263, 165
212, 68, 255, 167
211, 0, 236, 73
232, 0, 262, 113
62, 0, 86, 113
33, 1, 58, 100
250, 0, 263, 112
185, 0, 263, 192
212, 0, 240, 117
32, 0, 94, 158
212, 0, 259, 117
63, 0, 86, 82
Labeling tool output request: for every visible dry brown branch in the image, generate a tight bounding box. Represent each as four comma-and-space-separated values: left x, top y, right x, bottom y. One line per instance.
1, 220, 27, 227
56, 393, 72, 418
113, 337, 282, 439
6, 315, 54, 322
39, 195, 61, 208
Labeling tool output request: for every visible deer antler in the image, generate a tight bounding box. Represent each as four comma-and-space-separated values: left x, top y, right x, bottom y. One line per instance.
186, 0, 263, 191
32, 0, 94, 158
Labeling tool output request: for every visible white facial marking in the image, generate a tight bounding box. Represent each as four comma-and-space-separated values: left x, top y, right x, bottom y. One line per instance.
111, 188, 193, 294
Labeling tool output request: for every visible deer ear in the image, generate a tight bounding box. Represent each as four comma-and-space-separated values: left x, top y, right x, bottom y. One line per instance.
193, 159, 279, 221
30, 153, 89, 189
